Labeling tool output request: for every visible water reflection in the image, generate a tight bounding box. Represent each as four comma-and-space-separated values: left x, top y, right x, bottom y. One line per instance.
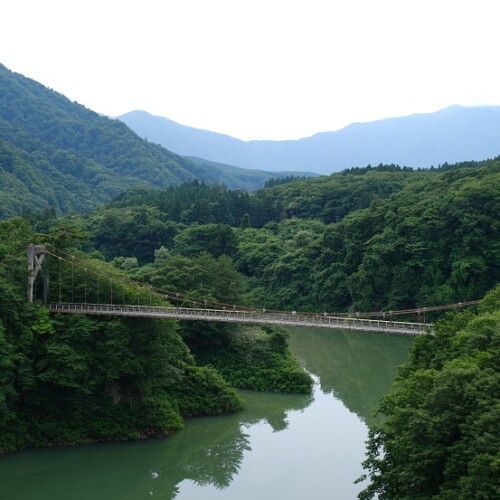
0, 391, 312, 500
287, 327, 414, 425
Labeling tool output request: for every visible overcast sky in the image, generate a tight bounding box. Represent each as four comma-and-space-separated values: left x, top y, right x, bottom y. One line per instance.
1, 0, 499, 140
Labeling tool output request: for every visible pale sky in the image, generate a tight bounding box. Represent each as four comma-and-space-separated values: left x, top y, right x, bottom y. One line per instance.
1, 0, 499, 140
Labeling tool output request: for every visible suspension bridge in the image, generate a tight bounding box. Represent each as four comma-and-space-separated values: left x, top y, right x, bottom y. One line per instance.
27, 245, 479, 336
48, 302, 430, 334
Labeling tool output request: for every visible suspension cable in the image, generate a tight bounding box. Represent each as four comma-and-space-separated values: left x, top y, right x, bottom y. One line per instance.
58, 256, 62, 302
43, 245, 481, 318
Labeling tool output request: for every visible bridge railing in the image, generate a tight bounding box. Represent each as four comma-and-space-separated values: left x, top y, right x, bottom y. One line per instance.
49, 302, 431, 335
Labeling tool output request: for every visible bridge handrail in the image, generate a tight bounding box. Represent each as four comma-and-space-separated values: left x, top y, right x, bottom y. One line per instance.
49, 302, 431, 334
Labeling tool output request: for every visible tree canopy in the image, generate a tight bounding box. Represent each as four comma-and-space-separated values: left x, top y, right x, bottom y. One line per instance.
358, 286, 500, 499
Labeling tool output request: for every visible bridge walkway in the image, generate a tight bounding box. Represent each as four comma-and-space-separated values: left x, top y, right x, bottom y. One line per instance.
49, 302, 431, 335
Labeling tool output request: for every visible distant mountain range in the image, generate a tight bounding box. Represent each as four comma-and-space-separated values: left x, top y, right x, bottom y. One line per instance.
0, 64, 306, 217
118, 106, 500, 174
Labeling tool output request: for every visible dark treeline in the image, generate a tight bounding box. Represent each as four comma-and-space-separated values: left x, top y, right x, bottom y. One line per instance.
109, 181, 257, 227
108, 160, 498, 229
264, 174, 309, 188
108, 179, 289, 230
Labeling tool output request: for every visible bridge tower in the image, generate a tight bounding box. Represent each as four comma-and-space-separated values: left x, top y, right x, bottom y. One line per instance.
27, 244, 49, 304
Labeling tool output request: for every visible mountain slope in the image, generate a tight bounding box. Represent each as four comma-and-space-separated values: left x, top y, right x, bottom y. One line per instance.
0, 64, 288, 218
118, 106, 500, 174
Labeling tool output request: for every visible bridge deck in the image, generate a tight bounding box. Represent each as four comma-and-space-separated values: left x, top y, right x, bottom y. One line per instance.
49, 303, 431, 335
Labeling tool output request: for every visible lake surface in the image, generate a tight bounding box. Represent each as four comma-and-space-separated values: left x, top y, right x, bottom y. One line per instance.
0, 327, 414, 500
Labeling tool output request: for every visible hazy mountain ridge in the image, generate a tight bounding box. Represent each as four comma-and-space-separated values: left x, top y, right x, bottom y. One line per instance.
119, 106, 500, 174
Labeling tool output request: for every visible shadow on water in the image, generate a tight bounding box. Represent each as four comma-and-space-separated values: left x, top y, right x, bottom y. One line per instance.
0, 391, 312, 500
286, 327, 415, 426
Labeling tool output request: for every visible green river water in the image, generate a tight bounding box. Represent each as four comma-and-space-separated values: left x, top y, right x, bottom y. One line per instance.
0, 327, 414, 500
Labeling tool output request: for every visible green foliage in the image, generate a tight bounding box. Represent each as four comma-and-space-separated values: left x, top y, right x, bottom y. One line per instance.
136, 249, 245, 308
90, 206, 180, 263
195, 326, 313, 394
236, 160, 500, 313
169, 364, 244, 417
264, 174, 309, 188
0, 323, 16, 433
109, 181, 252, 225
6, 314, 192, 449
358, 286, 500, 499
173, 223, 237, 258
265, 325, 288, 355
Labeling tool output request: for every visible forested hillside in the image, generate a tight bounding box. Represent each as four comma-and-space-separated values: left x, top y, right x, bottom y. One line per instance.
0, 64, 291, 218
68, 160, 500, 315
358, 285, 500, 498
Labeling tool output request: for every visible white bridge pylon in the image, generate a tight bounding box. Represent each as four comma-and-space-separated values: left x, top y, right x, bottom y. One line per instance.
27, 244, 49, 304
